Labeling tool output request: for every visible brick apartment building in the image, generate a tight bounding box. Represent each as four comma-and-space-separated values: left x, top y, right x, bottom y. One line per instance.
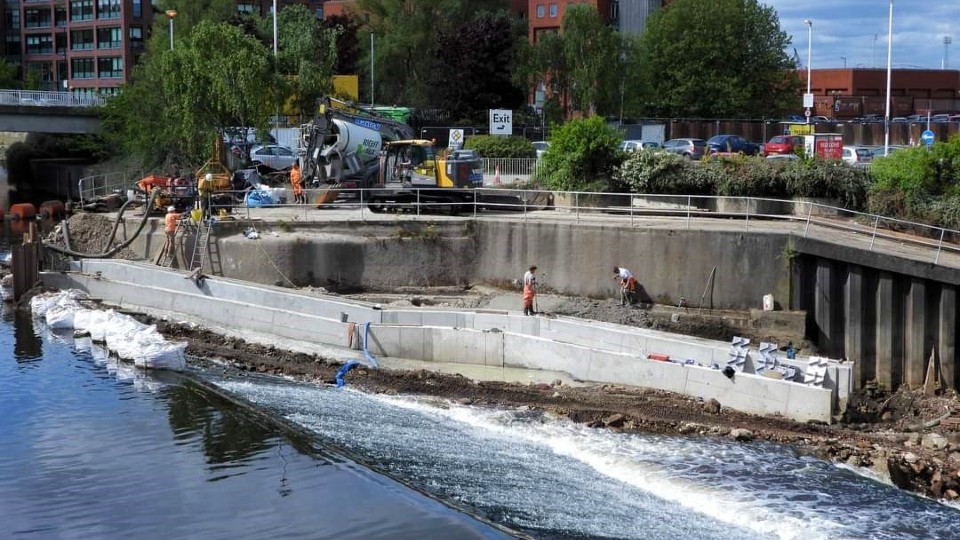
0, 0, 324, 95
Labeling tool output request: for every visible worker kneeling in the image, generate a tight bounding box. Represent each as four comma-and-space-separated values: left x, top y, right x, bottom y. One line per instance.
612, 266, 637, 306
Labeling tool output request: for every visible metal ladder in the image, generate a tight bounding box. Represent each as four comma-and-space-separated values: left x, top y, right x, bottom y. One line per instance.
188, 218, 211, 272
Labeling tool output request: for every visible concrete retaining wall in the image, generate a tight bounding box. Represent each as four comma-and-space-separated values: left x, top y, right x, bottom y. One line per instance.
43, 259, 846, 423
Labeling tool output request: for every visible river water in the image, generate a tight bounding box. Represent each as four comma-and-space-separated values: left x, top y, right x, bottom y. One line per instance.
3, 308, 960, 539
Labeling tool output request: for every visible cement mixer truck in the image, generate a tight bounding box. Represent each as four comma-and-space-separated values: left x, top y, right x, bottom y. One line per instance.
299, 96, 416, 190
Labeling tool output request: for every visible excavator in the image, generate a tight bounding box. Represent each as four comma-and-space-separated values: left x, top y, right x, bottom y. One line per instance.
299, 97, 483, 212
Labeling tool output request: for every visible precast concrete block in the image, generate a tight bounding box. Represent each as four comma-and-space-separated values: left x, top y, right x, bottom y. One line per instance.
421, 311, 454, 328
682, 367, 788, 418
473, 313, 507, 331
454, 329, 486, 365
783, 384, 833, 423
397, 327, 426, 360
939, 285, 957, 391
389, 310, 423, 326
586, 352, 688, 394
503, 334, 591, 380
366, 326, 401, 357
483, 331, 505, 367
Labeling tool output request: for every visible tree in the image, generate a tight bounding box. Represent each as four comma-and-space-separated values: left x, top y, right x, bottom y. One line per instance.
515, 4, 627, 118
426, 11, 525, 122
638, 0, 799, 118
101, 21, 275, 166
322, 14, 362, 75
153, 0, 237, 41
537, 116, 623, 191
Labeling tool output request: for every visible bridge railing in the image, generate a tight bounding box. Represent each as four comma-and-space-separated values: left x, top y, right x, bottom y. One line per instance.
78, 170, 142, 206
0, 89, 106, 108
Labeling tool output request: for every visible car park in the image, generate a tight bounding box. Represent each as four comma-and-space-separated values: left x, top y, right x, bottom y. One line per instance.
532, 141, 550, 159
705, 134, 761, 156
249, 144, 298, 170
932, 114, 952, 123
620, 140, 662, 153
763, 135, 804, 157
661, 138, 706, 160
842, 146, 873, 166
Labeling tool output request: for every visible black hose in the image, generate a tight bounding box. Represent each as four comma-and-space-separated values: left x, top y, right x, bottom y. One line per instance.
99, 196, 138, 252
45, 188, 162, 259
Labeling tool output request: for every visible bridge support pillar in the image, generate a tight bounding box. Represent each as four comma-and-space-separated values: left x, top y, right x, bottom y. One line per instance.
844, 264, 864, 382
875, 272, 899, 389
905, 278, 928, 388
940, 285, 956, 391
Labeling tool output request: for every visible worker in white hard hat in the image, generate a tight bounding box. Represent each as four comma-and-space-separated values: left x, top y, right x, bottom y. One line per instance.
197, 172, 214, 219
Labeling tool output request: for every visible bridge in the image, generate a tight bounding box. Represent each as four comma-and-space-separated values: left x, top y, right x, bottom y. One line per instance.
0, 90, 104, 134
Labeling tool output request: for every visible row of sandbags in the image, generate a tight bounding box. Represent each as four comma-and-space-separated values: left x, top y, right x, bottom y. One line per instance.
31, 290, 186, 371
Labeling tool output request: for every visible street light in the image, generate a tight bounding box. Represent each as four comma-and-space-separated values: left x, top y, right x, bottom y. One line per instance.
840, 57, 846, 69
272, 0, 278, 57
165, 10, 177, 51
370, 32, 375, 107
944, 36, 953, 70
804, 19, 813, 124
883, 0, 893, 157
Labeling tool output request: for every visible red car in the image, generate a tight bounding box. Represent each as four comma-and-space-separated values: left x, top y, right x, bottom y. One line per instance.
763, 135, 804, 157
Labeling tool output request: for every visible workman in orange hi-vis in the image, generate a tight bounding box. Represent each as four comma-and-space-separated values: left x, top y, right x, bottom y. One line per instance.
290, 161, 304, 204
523, 265, 538, 316
158, 205, 182, 263
613, 266, 637, 306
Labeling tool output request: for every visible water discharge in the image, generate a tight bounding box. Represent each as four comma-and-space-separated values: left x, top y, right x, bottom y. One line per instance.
221, 378, 960, 540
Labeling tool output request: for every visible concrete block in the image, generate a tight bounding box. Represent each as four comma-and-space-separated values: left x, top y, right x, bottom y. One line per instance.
783, 384, 834, 423
366, 326, 400, 357
483, 331, 504, 367
398, 327, 426, 360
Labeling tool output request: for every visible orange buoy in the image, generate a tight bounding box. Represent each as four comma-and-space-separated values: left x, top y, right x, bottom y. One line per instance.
9, 203, 36, 221
40, 200, 65, 220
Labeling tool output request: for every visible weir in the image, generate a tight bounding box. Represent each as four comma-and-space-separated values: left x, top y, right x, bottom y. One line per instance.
43, 259, 850, 423
101, 210, 960, 393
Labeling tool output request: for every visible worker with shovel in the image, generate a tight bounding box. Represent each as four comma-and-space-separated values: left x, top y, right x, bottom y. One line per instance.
612, 266, 637, 306
522, 265, 538, 316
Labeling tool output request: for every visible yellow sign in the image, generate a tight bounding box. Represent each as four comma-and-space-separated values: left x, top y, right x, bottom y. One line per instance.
788, 124, 815, 136
333, 75, 360, 101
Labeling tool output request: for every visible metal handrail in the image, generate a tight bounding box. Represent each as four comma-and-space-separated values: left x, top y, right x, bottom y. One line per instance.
0, 89, 106, 108
77, 169, 142, 206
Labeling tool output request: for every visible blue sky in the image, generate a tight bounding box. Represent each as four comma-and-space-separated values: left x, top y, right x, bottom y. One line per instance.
765, 1, 960, 70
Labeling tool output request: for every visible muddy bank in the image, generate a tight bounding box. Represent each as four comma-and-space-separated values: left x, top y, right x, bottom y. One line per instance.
143, 314, 960, 502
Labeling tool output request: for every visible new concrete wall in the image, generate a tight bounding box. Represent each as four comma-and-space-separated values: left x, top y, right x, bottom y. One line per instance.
42, 259, 845, 423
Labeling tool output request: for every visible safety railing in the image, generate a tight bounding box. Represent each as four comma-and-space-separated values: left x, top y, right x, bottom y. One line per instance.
178, 187, 960, 268
77, 169, 142, 206
0, 89, 106, 108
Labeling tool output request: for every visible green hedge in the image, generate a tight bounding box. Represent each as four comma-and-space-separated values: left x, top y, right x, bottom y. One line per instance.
463, 135, 535, 159
536, 116, 623, 191
615, 151, 871, 210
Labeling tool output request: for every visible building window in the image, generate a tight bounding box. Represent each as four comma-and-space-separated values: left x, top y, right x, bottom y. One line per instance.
56, 7, 68, 28
97, 27, 121, 49
549, 3, 557, 18
6, 9, 20, 32
97, 56, 123, 78
72, 57, 95, 79
25, 8, 53, 29
25, 35, 54, 55
129, 26, 143, 42
26, 62, 55, 83
132, 0, 141, 18
70, 29, 94, 50
70, 0, 94, 22
610, 1, 620, 22
536, 4, 544, 18
97, 0, 121, 20
237, 3, 255, 14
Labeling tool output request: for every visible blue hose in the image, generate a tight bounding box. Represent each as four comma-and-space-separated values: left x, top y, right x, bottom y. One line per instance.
360, 322, 380, 369
335, 361, 360, 387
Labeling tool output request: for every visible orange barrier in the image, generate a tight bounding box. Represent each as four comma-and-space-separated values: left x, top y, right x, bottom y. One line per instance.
9, 203, 36, 221
647, 353, 671, 362
40, 200, 65, 220
9, 219, 29, 236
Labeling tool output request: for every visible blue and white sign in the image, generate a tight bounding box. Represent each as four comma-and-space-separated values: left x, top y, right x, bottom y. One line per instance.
921, 130, 935, 147
489, 109, 513, 136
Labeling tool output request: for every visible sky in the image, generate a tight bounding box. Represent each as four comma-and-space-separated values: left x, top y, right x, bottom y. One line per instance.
765, 1, 960, 70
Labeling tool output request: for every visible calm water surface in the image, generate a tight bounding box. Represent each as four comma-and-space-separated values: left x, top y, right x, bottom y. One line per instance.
0, 307, 509, 540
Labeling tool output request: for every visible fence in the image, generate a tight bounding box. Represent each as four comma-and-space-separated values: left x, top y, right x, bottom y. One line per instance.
0, 89, 106, 108
480, 158, 542, 185
78, 170, 142, 206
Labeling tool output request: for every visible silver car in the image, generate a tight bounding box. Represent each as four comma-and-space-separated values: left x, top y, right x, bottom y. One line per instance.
661, 138, 706, 160
249, 144, 298, 170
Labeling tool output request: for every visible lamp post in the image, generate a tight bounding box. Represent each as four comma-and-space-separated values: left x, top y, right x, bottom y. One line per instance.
944, 36, 953, 70
803, 19, 813, 123
841, 57, 846, 69
165, 10, 177, 51
883, 0, 893, 157
370, 32, 375, 107
273, 0, 278, 57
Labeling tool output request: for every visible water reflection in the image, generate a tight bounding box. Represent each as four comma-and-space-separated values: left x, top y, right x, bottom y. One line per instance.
12, 308, 41, 362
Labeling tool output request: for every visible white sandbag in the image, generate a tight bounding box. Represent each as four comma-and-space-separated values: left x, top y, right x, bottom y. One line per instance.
74, 309, 112, 342
75, 335, 92, 353
32, 290, 86, 319
90, 342, 109, 364
134, 341, 187, 371
104, 315, 151, 360
46, 305, 76, 329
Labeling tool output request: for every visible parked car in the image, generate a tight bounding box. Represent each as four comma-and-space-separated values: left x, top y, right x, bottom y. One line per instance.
811, 116, 834, 124
892, 117, 908, 123
842, 146, 873, 166
249, 144, 298, 170
871, 145, 906, 158
766, 153, 800, 162
763, 135, 804, 157
532, 141, 551, 159
662, 138, 706, 160
705, 135, 761, 156
620, 140, 662, 153
784, 114, 806, 123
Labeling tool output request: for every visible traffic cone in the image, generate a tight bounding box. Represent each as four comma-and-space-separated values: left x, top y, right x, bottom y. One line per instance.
494, 164, 501, 185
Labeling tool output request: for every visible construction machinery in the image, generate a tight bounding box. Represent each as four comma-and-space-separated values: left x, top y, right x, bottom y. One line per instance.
300, 96, 416, 190
365, 140, 483, 214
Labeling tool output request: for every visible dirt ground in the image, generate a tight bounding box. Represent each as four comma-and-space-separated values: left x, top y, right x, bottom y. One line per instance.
39, 214, 960, 501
